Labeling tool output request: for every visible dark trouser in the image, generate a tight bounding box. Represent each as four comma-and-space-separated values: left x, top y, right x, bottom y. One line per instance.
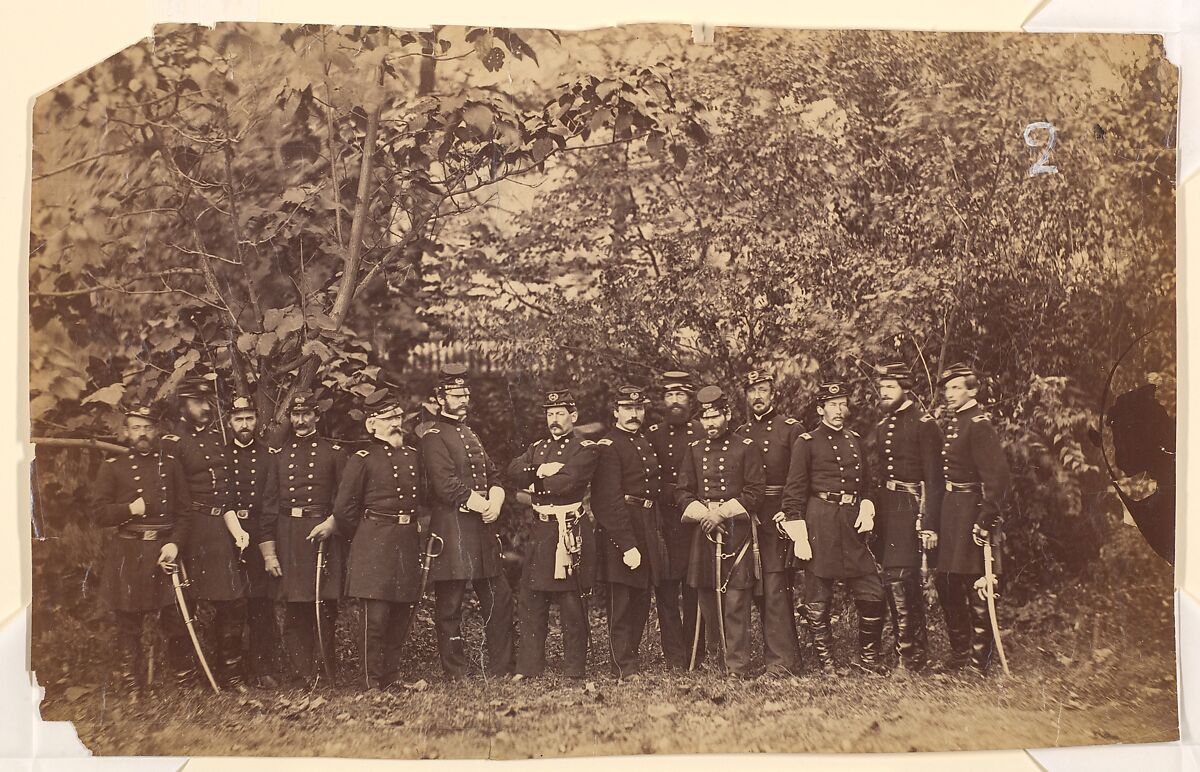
246, 597, 281, 679
433, 576, 514, 679
803, 572, 886, 673
936, 572, 994, 673
754, 570, 799, 674
113, 608, 193, 689
360, 599, 413, 689
606, 582, 651, 677
282, 600, 338, 684
200, 598, 247, 685
883, 567, 928, 671
517, 586, 588, 678
653, 579, 688, 668
695, 586, 752, 676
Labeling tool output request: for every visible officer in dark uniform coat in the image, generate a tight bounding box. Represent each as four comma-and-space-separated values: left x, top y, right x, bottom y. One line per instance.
259, 389, 347, 685
737, 369, 803, 676
419, 364, 514, 679
935, 363, 1012, 676
225, 391, 281, 686
590, 385, 668, 678
870, 363, 944, 673
334, 393, 428, 690
646, 370, 703, 669
782, 381, 886, 675
93, 399, 194, 692
677, 386, 765, 678
507, 389, 599, 679
165, 375, 246, 686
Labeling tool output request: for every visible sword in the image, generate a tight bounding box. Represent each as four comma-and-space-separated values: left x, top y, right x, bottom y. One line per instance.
396, 532, 444, 651
169, 566, 220, 694
981, 539, 1010, 676
915, 483, 937, 607
688, 593, 703, 672
315, 540, 332, 681
714, 527, 727, 667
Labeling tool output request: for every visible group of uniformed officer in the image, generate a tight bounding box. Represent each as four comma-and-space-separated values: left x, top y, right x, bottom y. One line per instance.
93, 358, 1012, 695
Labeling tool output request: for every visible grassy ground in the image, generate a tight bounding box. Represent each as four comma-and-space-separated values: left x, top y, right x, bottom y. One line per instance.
31, 524, 1178, 758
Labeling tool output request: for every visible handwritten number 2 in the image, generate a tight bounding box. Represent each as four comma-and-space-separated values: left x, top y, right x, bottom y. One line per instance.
1024, 121, 1058, 176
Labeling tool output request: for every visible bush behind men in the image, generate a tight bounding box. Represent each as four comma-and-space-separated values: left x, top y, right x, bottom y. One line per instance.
92, 360, 1012, 694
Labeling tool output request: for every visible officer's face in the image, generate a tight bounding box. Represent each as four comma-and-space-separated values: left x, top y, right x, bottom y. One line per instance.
662, 390, 691, 423
545, 406, 577, 438
182, 397, 212, 427
818, 397, 850, 429
366, 412, 405, 445
290, 408, 317, 435
124, 416, 160, 454
747, 382, 773, 415
700, 410, 729, 438
229, 411, 258, 443
877, 380, 905, 411
614, 403, 645, 432
438, 390, 470, 418
943, 377, 976, 410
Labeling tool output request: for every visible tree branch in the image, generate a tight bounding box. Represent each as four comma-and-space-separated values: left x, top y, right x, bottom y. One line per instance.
31, 437, 128, 454
32, 269, 204, 297
32, 147, 133, 181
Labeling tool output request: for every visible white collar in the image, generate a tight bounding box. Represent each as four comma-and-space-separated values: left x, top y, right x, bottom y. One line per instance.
956, 399, 979, 413
233, 437, 256, 448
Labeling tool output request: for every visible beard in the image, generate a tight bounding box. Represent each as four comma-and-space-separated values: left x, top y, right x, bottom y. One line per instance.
665, 404, 689, 424
879, 395, 903, 413
132, 436, 154, 454
233, 428, 255, 444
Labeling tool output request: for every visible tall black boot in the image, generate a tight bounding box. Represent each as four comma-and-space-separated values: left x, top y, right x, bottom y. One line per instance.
854, 599, 887, 675
935, 573, 971, 672
803, 602, 836, 675
886, 579, 916, 672
968, 588, 995, 676
907, 578, 929, 672
885, 579, 905, 663
216, 600, 247, 689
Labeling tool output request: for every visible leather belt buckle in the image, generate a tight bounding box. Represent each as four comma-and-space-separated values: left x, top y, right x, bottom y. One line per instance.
839, 493, 855, 505
142, 530, 158, 541
289, 506, 304, 518
236, 509, 249, 520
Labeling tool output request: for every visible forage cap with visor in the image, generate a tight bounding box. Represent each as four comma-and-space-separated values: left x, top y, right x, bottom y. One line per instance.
661, 370, 695, 393
613, 385, 649, 406
437, 363, 470, 395
364, 389, 404, 420
542, 388, 576, 410
288, 389, 318, 412
938, 362, 976, 386
228, 390, 255, 414
875, 362, 914, 383
695, 385, 729, 418
122, 396, 163, 422
815, 381, 848, 403
176, 374, 215, 401
745, 369, 774, 388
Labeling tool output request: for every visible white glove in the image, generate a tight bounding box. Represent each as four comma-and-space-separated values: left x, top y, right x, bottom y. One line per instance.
465, 490, 489, 513
306, 515, 336, 542
223, 510, 250, 551
682, 501, 709, 522
854, 499, 875, 533
157, 542, 179, 572
129, 497, 146, 516
622, 548, 642, 569
536, 462, 565, 478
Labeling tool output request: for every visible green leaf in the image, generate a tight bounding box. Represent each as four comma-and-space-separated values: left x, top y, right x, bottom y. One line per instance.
463, 103, 494, 135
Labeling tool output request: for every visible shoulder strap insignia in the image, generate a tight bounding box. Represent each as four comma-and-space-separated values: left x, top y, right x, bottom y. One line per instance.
355, 449, 370, 457
596, 438, 613, 446
648, 423, 659, 432
972, 414, 990, 423
785, 417, 798, 425
425, 427, 440, 434
104, 456, 116, 463
269, 446, 282, 454
332, 443, 342, 450
920, 414, 933, 422
800, 432, 813, 441
162, 434, 180, 442
689, 439, 701, 447
736, 423, 750, 432
743, 437, 753, 445
579, 439, 596, 447
849, 429, 860, 437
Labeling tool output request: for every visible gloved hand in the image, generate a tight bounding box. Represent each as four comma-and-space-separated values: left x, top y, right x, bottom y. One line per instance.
920, 529, 939, 550
157, 542, 179, 573
259, 540, 282, 577
129, 496, 146, 516
223, 510, 250, 551
465, 490, 489, 513
972, 523, 990, 546
622, 547, 642, 569
854, 499, 875, 533
306, 516, 336, 543
536, 462, 565, 478
973, 573, 998, 600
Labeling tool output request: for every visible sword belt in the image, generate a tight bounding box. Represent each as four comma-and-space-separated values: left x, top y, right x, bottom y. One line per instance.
623, 495, 655, 510
815, 491, 859, 505
945, 481, 982, 493
288, 505, 330, 518
885, 479, 922, 495
364, 509, 415, 524
763, 485, 785, 497
118, 524, 173, 541
533, 502, 583, 522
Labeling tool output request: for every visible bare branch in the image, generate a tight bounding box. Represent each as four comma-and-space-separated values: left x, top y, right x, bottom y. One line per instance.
32, 147, 134, 181
31, 437, 128, 454
32, 268, 204, 297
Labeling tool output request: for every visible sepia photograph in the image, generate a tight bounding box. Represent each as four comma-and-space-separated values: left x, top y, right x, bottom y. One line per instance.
26, 21, 1178, 758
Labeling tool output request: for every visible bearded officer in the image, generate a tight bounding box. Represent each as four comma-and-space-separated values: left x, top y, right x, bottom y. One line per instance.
781, 382, 886, 675
420, 364, 514, 680
507, 388, 599, 680
334, 392, 427, 690
677, 385, 765, 678
225, 390, 282, 687
737, 369, 803, 677
590, 385, 668, 679
93, 398, 194, 694
872, 363, 944, 674
935, 363, 1012, 676
164, 375, 247, 688
259, 389, 347, 686
646, 370, 703, 669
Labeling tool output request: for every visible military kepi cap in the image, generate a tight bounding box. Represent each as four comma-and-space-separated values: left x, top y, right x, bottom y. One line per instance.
661, 370, 695, 393
177, 374, 215, 400
288, 389, 318, 412
696, 385, 729, 418
875, 362, 914, 383
229, 391, 255, 414
122, 397, 163, 422
542, 388, 576, 409
815, 382, 848, 403
364, 389, 404, 420
614, 385, 649, 406
937, 362, 976, 386
745, 370, 774, 388
437, 363, 470, 395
